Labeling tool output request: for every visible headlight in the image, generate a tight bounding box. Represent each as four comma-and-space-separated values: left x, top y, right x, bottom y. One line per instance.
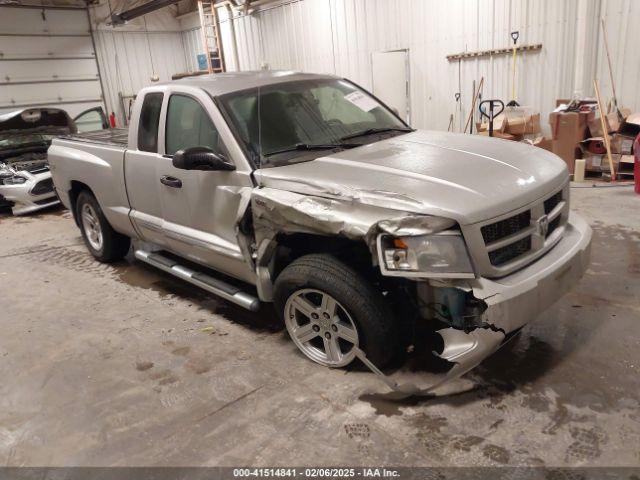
378, 232, 475, 277
2, 175, 27, 185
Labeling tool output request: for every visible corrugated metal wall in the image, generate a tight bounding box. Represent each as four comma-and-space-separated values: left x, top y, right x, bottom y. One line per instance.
181, 27, 204, 72
199, 0, 639, 133
598, 0, 640, 115
93, 29, 187, 124
89, 2, 188, 126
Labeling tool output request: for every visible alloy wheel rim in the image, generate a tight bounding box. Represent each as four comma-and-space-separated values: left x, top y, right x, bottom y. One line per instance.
284, 288, 359, 367
81, 203, 103, 252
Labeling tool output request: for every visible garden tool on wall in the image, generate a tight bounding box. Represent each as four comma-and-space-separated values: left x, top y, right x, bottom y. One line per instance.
448, 93, 462, 132
507, 31, 520, 107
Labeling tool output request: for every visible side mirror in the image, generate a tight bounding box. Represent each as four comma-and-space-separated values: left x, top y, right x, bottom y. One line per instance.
172, 146, 236, 171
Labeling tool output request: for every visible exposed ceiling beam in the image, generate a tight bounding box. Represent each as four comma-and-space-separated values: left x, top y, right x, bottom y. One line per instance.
110, 0, 183, 25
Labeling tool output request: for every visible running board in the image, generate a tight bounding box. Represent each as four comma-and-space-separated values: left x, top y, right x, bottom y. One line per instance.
134, 250, 260, 312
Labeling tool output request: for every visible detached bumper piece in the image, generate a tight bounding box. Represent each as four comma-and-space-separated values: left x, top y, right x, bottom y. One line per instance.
354, 327, 504, 397
358, 212, 592, 397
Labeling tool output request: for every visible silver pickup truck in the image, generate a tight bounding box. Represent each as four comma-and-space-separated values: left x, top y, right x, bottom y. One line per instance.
48, 71, 592, 393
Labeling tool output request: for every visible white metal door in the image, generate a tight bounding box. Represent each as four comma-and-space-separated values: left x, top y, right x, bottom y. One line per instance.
371, 50, 410, 123
0, 5, 104, 117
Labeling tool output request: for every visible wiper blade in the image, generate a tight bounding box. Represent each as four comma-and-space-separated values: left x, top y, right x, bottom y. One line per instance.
263, 142, 358, 157
339, 127, 413, 141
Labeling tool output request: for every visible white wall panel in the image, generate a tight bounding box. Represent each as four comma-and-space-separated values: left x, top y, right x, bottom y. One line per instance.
93, 29, 187, 125
89, 1, 187, 126
181, 27, 204, 72
0, 5, 103, 117
598, 0, 640, 114
223, 0, 640, 133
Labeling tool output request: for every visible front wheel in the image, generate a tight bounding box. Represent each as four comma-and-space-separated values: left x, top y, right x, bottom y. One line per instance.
76, 190, 130, 262
274, 254, 399, 368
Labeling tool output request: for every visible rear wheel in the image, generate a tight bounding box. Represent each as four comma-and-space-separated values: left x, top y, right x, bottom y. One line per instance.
274, 253, 399, 368
76, 191, 130, 262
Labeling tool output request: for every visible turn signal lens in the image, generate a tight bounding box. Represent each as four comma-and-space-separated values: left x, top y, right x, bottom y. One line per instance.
392, 238, 408, 249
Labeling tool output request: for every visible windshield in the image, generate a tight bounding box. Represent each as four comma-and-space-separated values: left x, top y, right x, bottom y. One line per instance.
219, 78, 410, 168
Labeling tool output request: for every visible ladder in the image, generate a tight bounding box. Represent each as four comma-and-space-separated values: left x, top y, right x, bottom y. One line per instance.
197, 0, 225, 73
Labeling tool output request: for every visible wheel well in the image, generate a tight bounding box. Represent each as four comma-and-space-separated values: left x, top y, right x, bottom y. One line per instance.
68, 181, 95, 226
272, 233, 375, 281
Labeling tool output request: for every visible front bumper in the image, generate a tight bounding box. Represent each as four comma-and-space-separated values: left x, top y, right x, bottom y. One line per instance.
0, 171, 59, 215
363, 212, 592, 396
469, 211, 592, 334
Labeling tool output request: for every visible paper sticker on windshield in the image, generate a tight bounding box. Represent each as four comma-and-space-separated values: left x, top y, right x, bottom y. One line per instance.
344, 91, 378, 112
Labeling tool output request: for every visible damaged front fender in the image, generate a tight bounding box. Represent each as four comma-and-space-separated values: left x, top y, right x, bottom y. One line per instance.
247, 187, 458, 301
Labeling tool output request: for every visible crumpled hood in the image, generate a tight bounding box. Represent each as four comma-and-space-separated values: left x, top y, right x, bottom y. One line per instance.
254, 130, 569, 225
0, 108, 75, 135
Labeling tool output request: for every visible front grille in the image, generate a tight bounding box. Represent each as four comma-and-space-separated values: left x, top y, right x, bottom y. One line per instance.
31, 178, 54, 196
489, 236, 532, 266
544, 191, 562, 214
469, 185, 569, 276
547, 216, 561, 237
481, 210, 531, 244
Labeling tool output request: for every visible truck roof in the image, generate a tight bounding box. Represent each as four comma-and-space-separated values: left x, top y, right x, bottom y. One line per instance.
167, 70, 339, 97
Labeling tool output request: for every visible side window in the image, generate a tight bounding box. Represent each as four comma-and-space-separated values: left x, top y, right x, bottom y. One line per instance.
165, 95, 224, 156
137, 92, 163, 153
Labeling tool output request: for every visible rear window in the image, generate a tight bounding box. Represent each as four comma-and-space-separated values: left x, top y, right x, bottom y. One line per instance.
137, 93, 163, 152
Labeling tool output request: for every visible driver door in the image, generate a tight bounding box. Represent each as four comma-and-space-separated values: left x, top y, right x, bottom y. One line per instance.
156, 90, 254, 283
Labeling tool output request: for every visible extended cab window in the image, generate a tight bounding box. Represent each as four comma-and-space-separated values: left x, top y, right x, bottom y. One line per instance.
137, 92, 163, 152
165, 95, 224, 156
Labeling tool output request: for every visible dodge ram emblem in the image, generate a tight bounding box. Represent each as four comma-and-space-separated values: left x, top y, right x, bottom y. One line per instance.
537, 215, 549, 237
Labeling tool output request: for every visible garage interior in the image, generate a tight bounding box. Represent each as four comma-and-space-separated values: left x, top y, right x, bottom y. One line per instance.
1, 0, 639, 474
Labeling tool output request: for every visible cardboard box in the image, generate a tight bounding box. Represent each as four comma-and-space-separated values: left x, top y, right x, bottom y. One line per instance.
583, 153, 619, 173
552, 139, 581, 172
579, 137, 607, 155
618, 114, 640, 138
588, 112, 620, 137
583, 153, 604, 171
549, 111, 590, 142
610, 134, 635, 155
549, 111, 590, 172
600, 154, 620, 173
531, 136, 552, 151
505, 113, 541, 135
618, 154, 635, 175
478, 131, 520, 141
624, 112, 640, 126
620, 154, 635, 164
476, 115, 507, 134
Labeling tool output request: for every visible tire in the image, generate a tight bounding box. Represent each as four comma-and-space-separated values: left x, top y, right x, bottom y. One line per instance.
76, 190, 130, 263
274, 253, 399, 368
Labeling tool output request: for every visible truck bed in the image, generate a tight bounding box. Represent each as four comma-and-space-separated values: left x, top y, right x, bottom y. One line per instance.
62, 128, 128, 148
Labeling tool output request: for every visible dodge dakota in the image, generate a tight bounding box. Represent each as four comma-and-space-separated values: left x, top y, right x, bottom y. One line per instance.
48, 71, 592, 393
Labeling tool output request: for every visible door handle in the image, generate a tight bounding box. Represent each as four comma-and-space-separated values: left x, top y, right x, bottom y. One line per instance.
160, 175, 182, 188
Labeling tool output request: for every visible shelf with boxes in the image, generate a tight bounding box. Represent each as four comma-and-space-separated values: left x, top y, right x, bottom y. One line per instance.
549, 99, 639, 179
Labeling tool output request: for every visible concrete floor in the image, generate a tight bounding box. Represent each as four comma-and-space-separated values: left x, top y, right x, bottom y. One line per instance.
0, 184, 639, 467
